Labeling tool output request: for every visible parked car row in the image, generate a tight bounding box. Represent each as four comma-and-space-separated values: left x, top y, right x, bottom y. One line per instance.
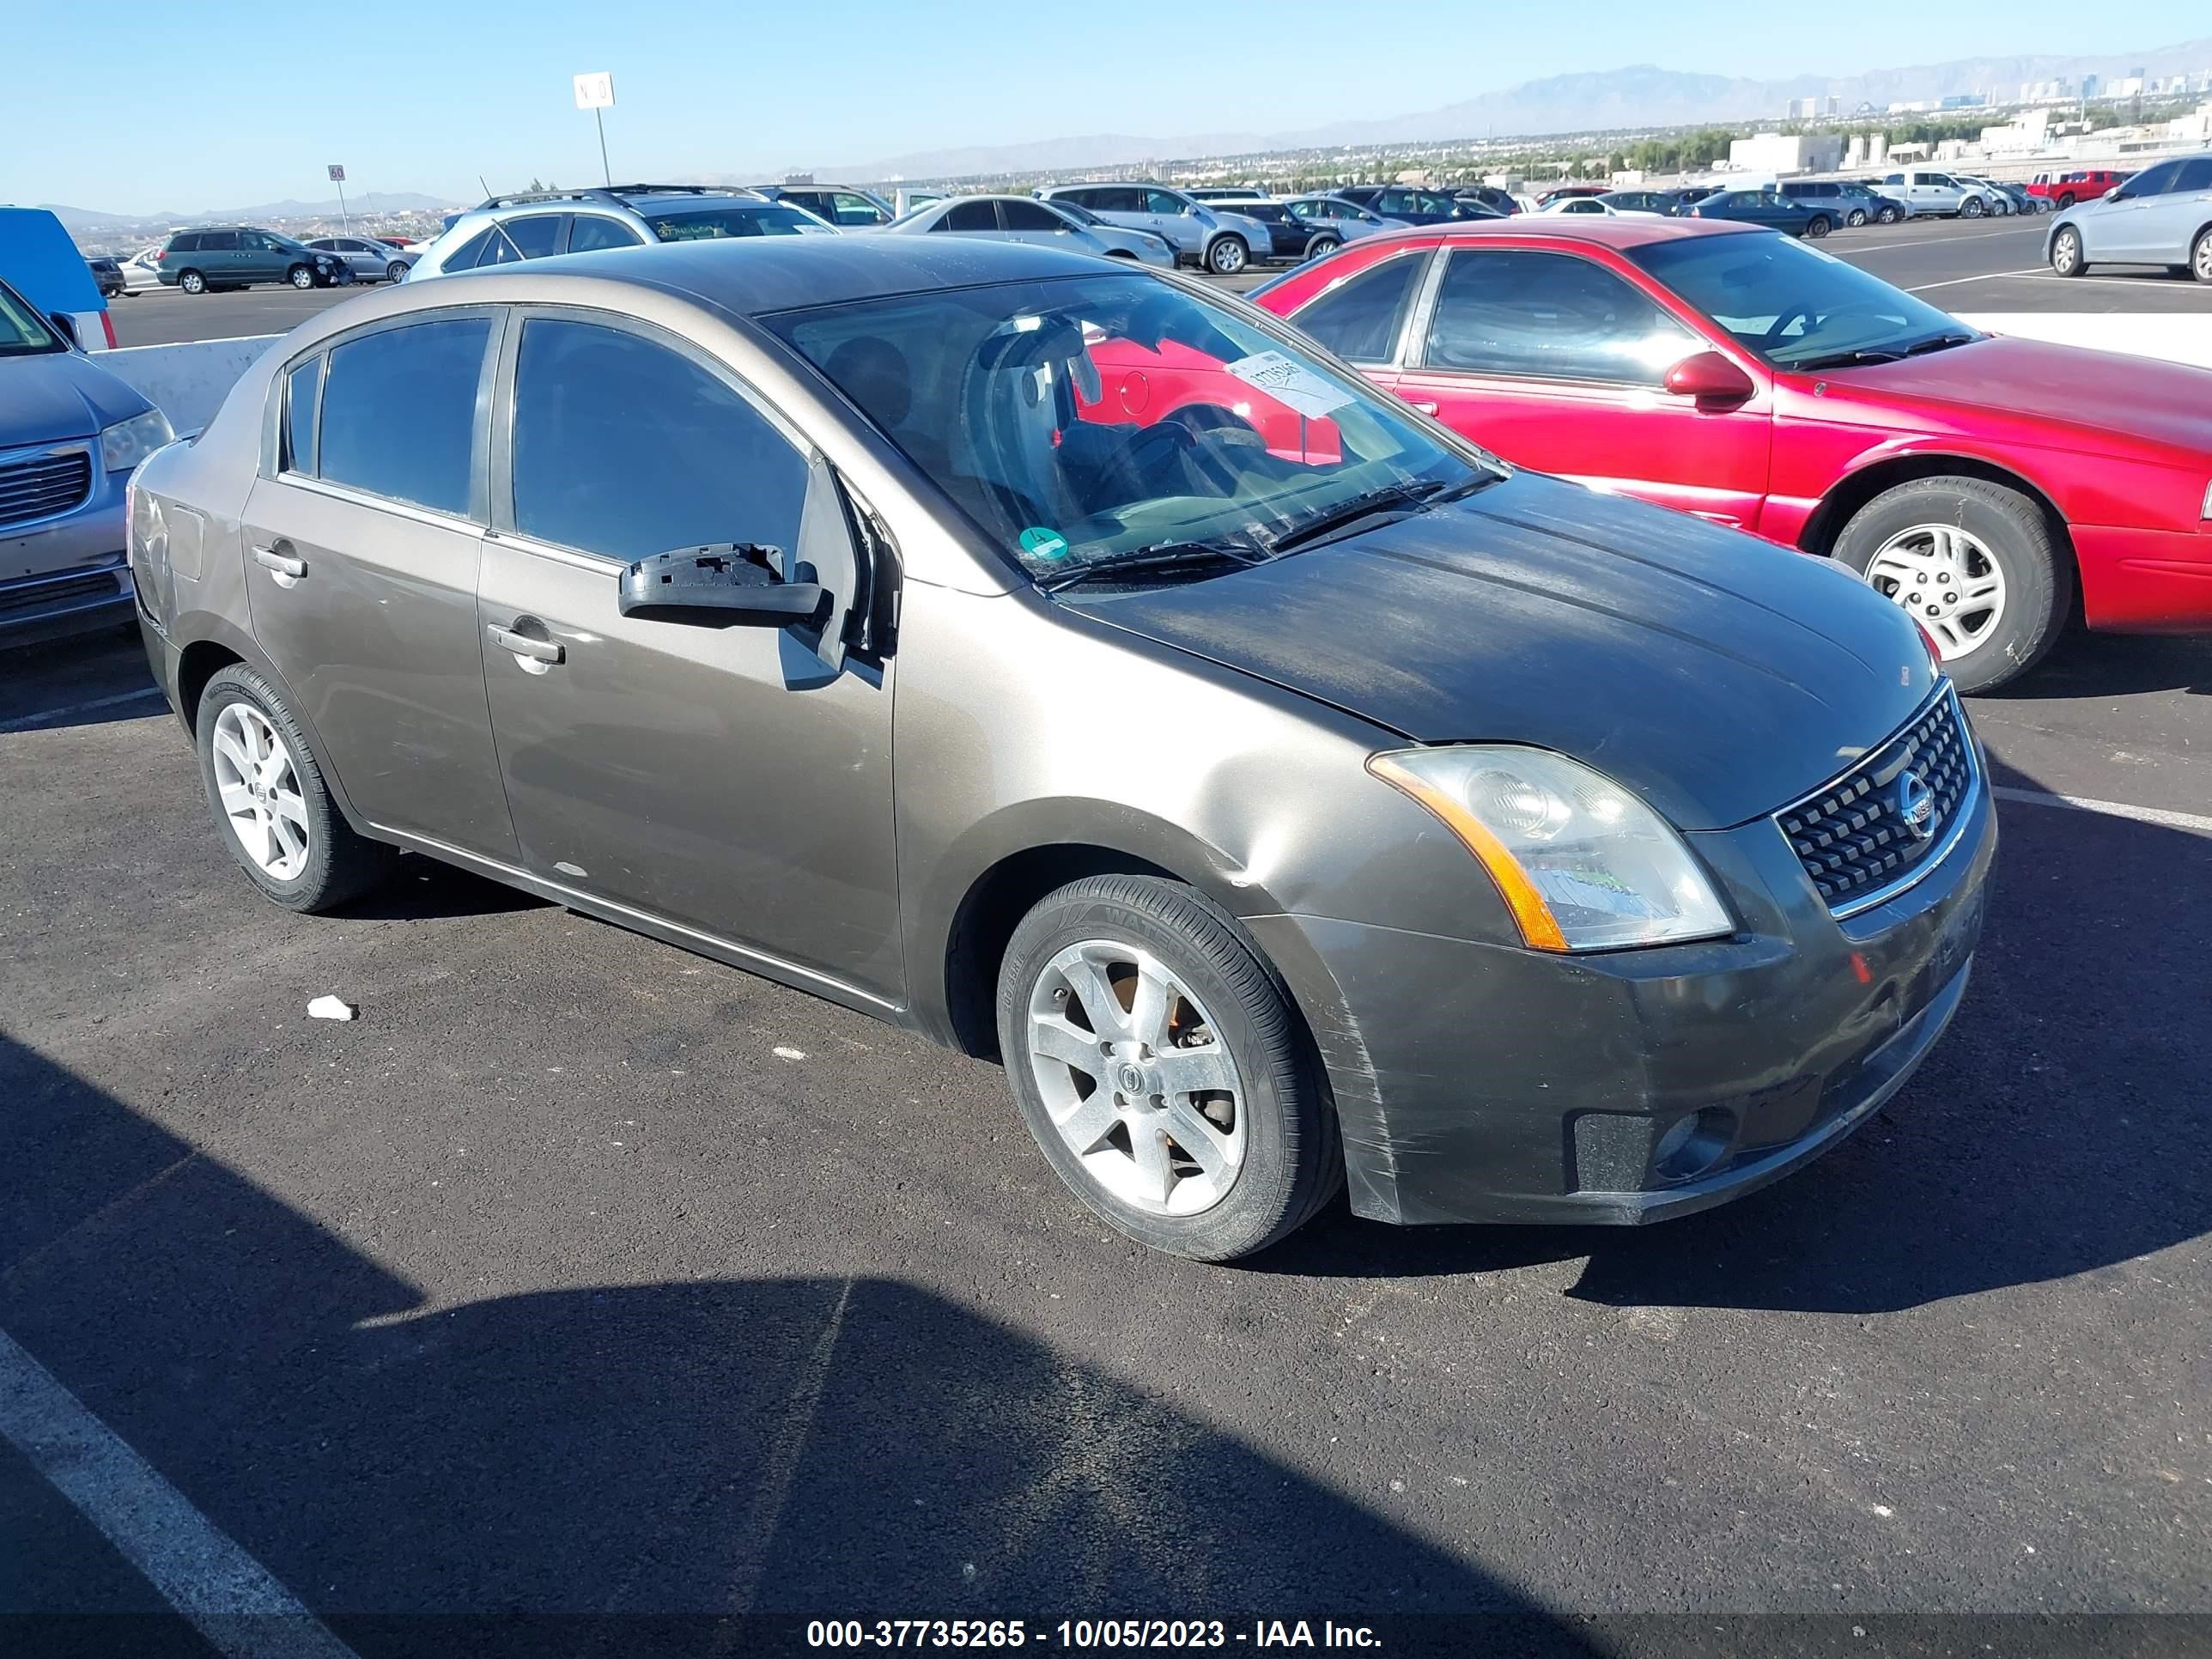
153, 227, 354, 294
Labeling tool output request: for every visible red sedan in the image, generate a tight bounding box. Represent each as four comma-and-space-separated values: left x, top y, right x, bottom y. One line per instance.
1249, 217, 2212, 690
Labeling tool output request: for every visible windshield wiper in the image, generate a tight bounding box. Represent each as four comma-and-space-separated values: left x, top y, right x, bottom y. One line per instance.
1904, 331, 1977, 356
1038, 539, 1267, 594
1785, 345, 1906, 371
1266, 474, 1493, 556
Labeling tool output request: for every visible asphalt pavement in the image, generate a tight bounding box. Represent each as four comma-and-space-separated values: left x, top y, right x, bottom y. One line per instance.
101, 217, 2212, 352
3, 602, 2209, 1653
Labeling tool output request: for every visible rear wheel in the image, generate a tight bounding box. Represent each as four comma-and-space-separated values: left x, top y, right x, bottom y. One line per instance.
196, 665, 396, 912
1845, 208, 1868, 228
287, 263, 315, 289
178, 269, 205, 295
1961, 196, 1986, 219
1804, 214, 1832, 240
996, 875, 1341, 1261
1304, 234, 1340, 260
1878, 205, 1901, 224
2192, 228, 2212, 284
1205, 234, 1249, 276
2050, 225, 2086, 277
2056, 191, 2076, 209
386, 260, 410, 283
1833, 477, 2072, 694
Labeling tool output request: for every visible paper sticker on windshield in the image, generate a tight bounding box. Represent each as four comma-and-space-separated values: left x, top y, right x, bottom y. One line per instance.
1222, 350, 1357, 420
1019, 526, 1070, 560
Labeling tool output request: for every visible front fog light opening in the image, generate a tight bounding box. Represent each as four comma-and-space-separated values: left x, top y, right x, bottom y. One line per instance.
1651, 1107, 1735, 1184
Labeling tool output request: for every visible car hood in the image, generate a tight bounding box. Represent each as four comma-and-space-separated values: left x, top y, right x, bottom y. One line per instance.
1823, 335, 2212, 458
1070, 472, 1937, 831
0, 350, 150, 447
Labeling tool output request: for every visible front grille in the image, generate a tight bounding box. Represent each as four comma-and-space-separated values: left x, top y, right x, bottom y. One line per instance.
0, 449, 94, 529
1777, 688, 1978, 915
0, 568, 125, 617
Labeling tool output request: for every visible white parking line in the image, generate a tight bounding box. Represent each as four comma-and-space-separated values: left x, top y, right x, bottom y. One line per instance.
1905, 268, 2049, 292
0, 685, 165, 734
1994, 785, 2212, 836
1850, 227, 2045, 251
0, 1328, 359, 1659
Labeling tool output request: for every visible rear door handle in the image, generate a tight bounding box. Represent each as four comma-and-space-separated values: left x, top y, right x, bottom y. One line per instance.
252, 544, 306, 580
487, 623, 564, 665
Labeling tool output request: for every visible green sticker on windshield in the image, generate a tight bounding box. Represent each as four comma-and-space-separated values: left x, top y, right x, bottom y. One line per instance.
1019, 526, 1070, 560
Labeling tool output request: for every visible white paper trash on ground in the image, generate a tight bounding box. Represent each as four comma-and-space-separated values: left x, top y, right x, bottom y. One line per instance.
307, 996, 358, 1022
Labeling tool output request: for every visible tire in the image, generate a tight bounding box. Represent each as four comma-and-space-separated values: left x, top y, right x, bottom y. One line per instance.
2056, 191, 2076, 210
196, 664, 396, 913
2050, 225, 2086, 277
1879, 205, 1901, 224
386, 261, 410, 283
1304, 234, 1340, 260
996, 874, 1342, 1261
1805, 214, 1832, 240
1846, 209, 1868, 228
178, 269, 205, 295
287, 263, 315, 289
1205, 234, 1249, 276
1961, 196, 1985, 219
1832, 477, 2073, 694
2191, 228, 2212, 284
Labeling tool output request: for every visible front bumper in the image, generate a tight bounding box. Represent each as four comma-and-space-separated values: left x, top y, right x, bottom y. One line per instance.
1, 465, 134, 649
1249, 745, 1997, 1227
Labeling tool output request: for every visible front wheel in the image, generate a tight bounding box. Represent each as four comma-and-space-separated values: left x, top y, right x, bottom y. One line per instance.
2050, 225, 2086, 277
287, 263, 315, 289
1879, 205, 1901, 224
386, 260, 410, 283
1845, 209, 1868, 228
1304, 234, 1340, 260
2056, 191, 2076, 209
1961, 196, 1985, 219
1833, 477, 2073, 694
2192, 228, 2212, 285
996, 875, 1341, 1261
1804, 215, 1832, 240
1205, 234, 1249, 276
196, 665, 396, 911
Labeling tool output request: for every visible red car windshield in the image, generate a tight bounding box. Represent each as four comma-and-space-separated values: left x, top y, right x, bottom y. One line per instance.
1630, 234, 1972, 371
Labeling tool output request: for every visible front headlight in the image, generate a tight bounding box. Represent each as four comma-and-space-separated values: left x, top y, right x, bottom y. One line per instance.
100, 408, 174, 475
1370, 746, 1733, 952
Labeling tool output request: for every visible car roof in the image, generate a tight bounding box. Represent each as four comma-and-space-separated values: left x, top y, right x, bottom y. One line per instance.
1389, 216, 1765, 252
306, 236, 1115, 331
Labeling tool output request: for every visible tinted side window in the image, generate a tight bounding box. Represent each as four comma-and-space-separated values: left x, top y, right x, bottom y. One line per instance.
283, 357, 321, 476
443, 228, 496, 270
503, 215, 562, 258
1145, 190, 1190, 215
509, 319, 807, 564
2125, 163, 2178, 196
2175, 158, 2212, 193
1291, 252, 1425, 364
1000, 199, 1063, 231
318, 318, 489, 516
1422, 250, 1694, 385
942, 200, 1000, 231
568, 216, 643, 252
170, 233, 202, 253
471, 228, 523, 268
202, 231, 240, 252
830, 191, 888, 226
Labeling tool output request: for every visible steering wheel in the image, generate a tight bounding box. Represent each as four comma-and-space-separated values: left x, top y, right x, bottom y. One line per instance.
1762, 300, 1894, 349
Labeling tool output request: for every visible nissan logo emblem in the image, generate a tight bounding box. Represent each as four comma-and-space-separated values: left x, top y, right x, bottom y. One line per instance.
1898, 770, 1936, 842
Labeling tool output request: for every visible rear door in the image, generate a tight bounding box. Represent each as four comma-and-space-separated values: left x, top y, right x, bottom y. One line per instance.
477, 310, 900, 998
933, 198, 1004, 240
239, 310, 519, 859
1390, 246, 1772, 528
198, 230, 243, 284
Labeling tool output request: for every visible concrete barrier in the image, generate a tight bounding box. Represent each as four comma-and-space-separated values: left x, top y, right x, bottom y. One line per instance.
97, 335, 282, 437
1953, 313, 2212, 369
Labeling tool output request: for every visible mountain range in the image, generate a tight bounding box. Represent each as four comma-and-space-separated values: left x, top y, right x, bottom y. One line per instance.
38, 192, 459, 235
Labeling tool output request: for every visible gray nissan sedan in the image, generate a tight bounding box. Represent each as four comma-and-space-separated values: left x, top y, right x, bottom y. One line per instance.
127, 238, 1995, 1261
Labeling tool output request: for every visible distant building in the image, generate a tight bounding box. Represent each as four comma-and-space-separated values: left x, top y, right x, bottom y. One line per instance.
1938, 93, 1985, 110
2080, 73, 2101, 100
1729, 131, 1844, 175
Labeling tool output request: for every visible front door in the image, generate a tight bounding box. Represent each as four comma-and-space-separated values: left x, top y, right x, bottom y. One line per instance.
1390, 246, 1773, 530
476, 311, 901, 1000
240, 311, 518, 859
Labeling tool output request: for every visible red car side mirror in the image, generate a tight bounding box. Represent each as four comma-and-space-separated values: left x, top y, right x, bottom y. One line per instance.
1663, 350, 1756, 408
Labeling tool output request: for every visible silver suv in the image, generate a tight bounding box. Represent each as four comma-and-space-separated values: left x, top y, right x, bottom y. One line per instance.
410, 184, 836, 280
1037, 184, 1273, 274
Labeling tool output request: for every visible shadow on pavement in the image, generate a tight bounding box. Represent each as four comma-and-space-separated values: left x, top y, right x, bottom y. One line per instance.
1260, 764, 2212, 1313
1978, 630, 2211, 701
335, 853, 551, 922
0, 1034, 1591, 1656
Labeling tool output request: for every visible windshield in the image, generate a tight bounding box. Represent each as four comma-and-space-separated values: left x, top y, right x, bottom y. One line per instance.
644, 204, 834, 240
1628, 233, 1971, 371
768, 270, 1497, 584
0, 280, 64, 357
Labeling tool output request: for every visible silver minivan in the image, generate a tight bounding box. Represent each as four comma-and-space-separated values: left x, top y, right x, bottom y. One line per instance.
2046, 155, 2212, 283
1037, 185, 1273, 274
125, 238, 1990, 1262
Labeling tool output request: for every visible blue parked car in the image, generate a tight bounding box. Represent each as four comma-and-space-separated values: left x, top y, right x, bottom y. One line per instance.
0, 273, 172, 648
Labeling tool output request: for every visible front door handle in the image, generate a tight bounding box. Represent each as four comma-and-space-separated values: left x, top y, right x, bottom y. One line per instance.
252, 544, 307, 581
1407, 399, 1439, 416
487, 623, 564, 666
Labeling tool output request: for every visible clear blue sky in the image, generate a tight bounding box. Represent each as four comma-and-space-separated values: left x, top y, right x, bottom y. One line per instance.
6, 0, 2204, 214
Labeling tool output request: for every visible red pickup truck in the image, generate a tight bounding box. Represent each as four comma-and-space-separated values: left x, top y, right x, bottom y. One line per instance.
2027, 168, 2132, 208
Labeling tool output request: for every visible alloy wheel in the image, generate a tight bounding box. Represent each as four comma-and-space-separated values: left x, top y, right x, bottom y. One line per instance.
2194, 232, 2212, 284
211, 703, 311, 880
1024, 939, 1247, 1217
1208, 237, 1247, 276
2052, 229, 2081, 276
1863, 524, 2008, 662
